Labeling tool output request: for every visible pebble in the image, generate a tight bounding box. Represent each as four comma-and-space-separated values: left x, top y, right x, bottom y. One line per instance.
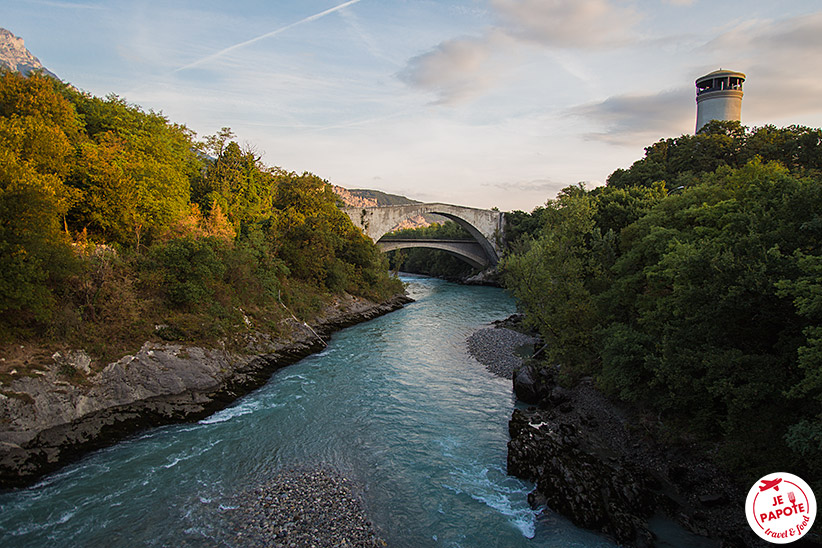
224, 467, 386, 548
467, 326, 538, 379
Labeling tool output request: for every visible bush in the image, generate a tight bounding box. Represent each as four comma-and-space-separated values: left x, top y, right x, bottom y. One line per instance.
0, 184, 78, 330
145, 237, 227, 309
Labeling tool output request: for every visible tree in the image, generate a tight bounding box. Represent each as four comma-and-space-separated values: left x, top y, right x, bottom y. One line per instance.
194, 134, 275, 230
67, 92, 197, 248
505, 141, 822, 482
0, 166, 77, 326
502, 185, 603, 373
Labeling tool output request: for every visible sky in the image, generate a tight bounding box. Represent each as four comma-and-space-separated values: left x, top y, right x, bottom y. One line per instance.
5, 0, 822, 212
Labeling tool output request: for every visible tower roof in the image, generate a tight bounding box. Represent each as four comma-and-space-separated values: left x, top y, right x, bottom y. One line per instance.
696, 69, 746, 84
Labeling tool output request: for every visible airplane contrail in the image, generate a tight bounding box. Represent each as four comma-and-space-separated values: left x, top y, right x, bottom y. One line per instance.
176, 0, 363, 72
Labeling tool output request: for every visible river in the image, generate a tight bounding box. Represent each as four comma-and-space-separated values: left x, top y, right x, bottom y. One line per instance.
0, 276, 615, 547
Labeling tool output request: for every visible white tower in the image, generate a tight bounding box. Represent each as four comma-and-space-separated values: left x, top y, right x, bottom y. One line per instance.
695, 69, 745, 133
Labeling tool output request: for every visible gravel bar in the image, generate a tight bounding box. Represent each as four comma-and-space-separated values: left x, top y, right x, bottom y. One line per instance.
225, 467, 386, 548
467, 325, 538, 379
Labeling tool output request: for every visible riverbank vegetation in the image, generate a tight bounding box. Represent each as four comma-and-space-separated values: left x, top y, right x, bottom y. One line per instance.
502, 121, 822, 485
0, 70, 402, 366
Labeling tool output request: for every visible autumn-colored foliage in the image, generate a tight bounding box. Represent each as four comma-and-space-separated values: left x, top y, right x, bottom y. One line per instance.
0, 70, 401, 347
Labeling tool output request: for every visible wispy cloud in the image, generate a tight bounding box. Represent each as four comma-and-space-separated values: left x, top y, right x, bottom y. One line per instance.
175, 0, 362, 72
338, 8, 400, 66
400, 0, 641, 105
399, 30, 516, 105
491, 0, 640, 49
484, 177, 566, 193
31, 0, 104, 9
697, 12, 822, 123
566, 10, 822, 143
571, 87, 694, 144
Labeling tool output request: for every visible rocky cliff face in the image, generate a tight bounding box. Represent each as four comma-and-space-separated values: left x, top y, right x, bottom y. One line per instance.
332, 186, 381, 208
508, 364, 759, 547
0, 293, 410, 488
332, 186, 434, 230
0, 28, 57, 78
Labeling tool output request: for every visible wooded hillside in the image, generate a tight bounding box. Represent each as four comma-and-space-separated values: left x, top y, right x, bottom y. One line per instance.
503, 121, 822, 484
0, 70, 401, 361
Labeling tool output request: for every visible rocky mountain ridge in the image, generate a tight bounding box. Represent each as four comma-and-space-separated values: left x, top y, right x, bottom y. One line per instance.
0, 27, 57, 78
332, 186, 436, 231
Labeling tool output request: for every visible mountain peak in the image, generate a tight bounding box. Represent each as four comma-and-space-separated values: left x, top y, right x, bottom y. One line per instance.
0, 28, 58, 79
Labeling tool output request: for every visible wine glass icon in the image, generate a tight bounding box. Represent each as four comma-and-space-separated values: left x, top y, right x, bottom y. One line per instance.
789, 491, 796, 505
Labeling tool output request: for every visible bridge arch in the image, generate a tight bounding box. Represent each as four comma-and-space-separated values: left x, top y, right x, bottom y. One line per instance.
341, 203, 505, 267
377, 239, 489, 269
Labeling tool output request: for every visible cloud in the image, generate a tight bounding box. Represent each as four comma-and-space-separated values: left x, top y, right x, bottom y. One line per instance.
570, 11, 822, 144
491, 0, 640, 48
399, 30, 515, 105
697, 12, 822, 123
571, 87, 695, 144
31, 0, 105, 8
338, 8, 400, 66
484, 177, 565, 193
400, 0, 642, 105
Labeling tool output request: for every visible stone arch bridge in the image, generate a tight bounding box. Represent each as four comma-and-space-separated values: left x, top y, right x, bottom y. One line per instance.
341, 203, 505, 269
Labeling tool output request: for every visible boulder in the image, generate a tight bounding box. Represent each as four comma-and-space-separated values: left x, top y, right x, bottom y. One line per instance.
508, 407, 665, 545
512, 362, 555, 404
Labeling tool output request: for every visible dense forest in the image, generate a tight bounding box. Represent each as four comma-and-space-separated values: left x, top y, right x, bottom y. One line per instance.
0, 70, 401, 362
502, 121, 822, 484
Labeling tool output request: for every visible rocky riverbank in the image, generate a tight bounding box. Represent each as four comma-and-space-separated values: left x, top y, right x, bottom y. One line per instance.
506, 363, 782, 547
224, 467, 386, 547
467, 317, 788, 547
466, 316, 537, 379
0, 292, 411, 489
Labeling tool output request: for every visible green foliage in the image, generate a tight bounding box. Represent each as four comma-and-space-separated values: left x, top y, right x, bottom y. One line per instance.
502, 185, 603, 373
145, 237, 227, 309
0, 71, 402, 352
67, 92, 197, 248
776, 251, 822, 479
390, 248, 476, 279
0, 72, 81, 330
387, 220, 472, 240
503, 128, 822, 483
0, 183, 77, 327
193, 128, 277, 230
504, 208, 549, 247
606, 121, 822, 191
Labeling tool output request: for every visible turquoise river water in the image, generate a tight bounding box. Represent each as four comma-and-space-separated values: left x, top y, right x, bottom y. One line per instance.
0, 276, 619, 547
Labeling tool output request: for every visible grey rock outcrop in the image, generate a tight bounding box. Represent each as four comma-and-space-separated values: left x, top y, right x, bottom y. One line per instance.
507, 371, 761, 546
508, 407, 661, 545
512, 362, 555, 404
0, 293, 410, 488
0, 28, 58, 78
